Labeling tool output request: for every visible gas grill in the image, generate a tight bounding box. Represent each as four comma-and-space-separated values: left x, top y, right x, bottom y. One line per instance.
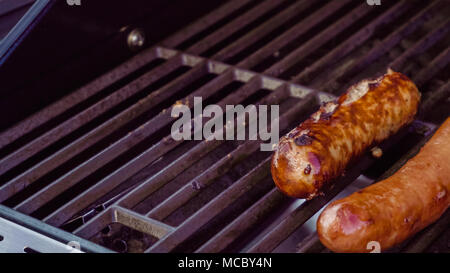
0, 0, 449, 253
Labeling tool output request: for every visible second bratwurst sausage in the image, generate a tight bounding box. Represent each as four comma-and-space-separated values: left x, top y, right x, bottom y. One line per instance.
271, 69, 421, 199
317, 118, 450, 252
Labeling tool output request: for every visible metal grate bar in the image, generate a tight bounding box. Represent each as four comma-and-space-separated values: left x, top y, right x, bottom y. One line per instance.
292, 0, 411, 84
235, 0, 353, 70
264, 3, 372, 78
73, 207, 115, 239
66, 85, 314, 250
114, 87, 261, 210
0, 48, 167, 178
41, 69, 239, 227
146, 93, 316, 252
160, 0, 254, 48
0, 53, 203, 204
41, 49, 315, 227
145, 132, 267, 221
321, 0, 444, 93
12, 58, 218, 214
296, 233, 324, 253
0, 50, 179, 188
115, 85, 293, 211
44, 73, 264, 226
246, 170, 368, 252
144, 92, 313, 222
419, 81, 450, 117
211, 0, 345, 63
197, 187, 285, 253
113, 206, 175, 239
1, 0, 350, 207
51, 47, 314, 222
229, 1, 350, 69
70, 92, 313, 245
413, 46, 450, 88
185, 0, 285, 56
389, 18, 450, 72
148, 158, 272, 253
0, 48, 160, 150
114, 80, 297, 212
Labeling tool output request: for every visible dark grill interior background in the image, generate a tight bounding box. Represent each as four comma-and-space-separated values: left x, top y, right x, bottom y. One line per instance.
0, 0, 449, 253
0, 0, 35, 40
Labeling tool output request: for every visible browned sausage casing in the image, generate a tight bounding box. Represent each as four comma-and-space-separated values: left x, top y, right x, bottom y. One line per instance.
271, 69, 420, 199
317, 118, 450, 252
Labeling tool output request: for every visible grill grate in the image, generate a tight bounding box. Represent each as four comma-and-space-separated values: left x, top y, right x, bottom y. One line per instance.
0, 0, 449, 253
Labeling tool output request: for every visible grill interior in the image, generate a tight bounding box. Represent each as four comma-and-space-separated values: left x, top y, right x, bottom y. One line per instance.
0, 0, 449, 253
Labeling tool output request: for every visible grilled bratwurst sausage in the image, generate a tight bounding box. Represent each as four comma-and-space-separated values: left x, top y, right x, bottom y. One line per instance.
271, 69, 421, 199
317, 118, 450, 252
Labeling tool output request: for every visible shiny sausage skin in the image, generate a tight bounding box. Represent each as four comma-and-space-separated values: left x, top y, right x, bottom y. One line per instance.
317, 118, 450, 252
271, 69, 421, 200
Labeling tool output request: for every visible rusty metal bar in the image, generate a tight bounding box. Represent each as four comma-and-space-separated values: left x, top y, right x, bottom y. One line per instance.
292, 0, 411, 84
